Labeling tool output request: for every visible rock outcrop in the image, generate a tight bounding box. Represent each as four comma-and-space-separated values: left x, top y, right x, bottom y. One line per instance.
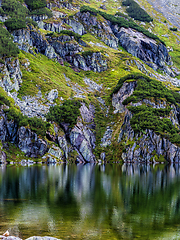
111, 26, 173, 73
0, 110, 47, 158
75, 11, 119, 49
0, 149, 6, 163
113, 81, 180, 163
0, 58, 22, 92
69, 103, 96, 163
18, 127, 47, 158
12, 27, 107, 72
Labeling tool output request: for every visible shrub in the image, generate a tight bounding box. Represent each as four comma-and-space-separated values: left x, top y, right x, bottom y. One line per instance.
112, 73, 178, 105
59, 30, 81, 41
5, 17, 26, 30
26, 18, 38, 28
25, 0, 47, 11
30, 7, 53, 18
113, 73, 180, 145
2, 0, 28, 18
170, 27, 177, 32
0, 26, 19, 57
82, 50, 95, 57
122, 0, 153, 22
46, 100, 81, 127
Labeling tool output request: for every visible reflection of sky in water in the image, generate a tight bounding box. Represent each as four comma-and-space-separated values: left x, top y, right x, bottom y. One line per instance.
1, 164, 180, 239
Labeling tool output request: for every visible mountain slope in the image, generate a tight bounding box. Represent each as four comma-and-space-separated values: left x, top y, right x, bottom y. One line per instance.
0, 0, 180, 164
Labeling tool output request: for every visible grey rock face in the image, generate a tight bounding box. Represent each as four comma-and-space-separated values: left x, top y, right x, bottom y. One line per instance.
0, 236, 22, 240
64, 18, 85, 35
76, 11, 119, 49
18, 127, 47, 158
57, 135, 68, 159
12, 27, 107, 73
42, 145, 63, 163
112, 81, 136, 113
70, 122, 96, 162
111, 26, 172, 73
0, 150, 6, 163
74, 52, 108, 72
100, 126, 113, 147
69, 103, 96, 162
0, 58, 22, 92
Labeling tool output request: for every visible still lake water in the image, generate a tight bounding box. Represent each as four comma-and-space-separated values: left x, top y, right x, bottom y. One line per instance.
1, 164, 180, 239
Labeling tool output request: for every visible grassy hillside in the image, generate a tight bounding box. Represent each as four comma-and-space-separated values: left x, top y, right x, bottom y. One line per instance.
0, 0, 180, 162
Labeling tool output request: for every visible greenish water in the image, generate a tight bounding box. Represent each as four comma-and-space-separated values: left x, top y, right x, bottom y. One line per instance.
1, 164, 180, 239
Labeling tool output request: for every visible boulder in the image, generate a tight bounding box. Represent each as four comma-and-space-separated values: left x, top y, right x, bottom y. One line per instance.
47, 89, 58, 103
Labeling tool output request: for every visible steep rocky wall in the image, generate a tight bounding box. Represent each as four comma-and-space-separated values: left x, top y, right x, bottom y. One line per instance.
112, 81, 180, 163
111, 26, 173, 74
12, 27, 107, 72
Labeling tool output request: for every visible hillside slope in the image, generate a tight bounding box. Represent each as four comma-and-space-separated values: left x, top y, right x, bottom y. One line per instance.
0, 0, 180, 164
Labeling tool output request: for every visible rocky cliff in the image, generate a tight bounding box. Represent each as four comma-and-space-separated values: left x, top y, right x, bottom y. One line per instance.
0, 0, 180, 164
112, 77, 180, 163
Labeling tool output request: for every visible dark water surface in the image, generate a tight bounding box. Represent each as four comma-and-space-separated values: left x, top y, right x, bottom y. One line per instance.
1, 164, 180, 239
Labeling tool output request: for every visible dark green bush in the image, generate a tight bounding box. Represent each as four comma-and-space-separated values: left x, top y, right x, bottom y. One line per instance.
0, 26, 19, 57
26, 18, 38, 28
170, 27, 177, 31
25, 0, 47, 11
30, 7, 53, 18
127, 104, 180, 144
5, 17, 26, 30
82, 50, 95, 57
59, 30, 81, 41
2, 0, 28, 18
0, 8, 5, 15
46, 100, 81, 127
122, 0, 153, 22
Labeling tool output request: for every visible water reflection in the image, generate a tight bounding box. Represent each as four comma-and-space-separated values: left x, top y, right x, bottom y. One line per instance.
0, 164, 180, 239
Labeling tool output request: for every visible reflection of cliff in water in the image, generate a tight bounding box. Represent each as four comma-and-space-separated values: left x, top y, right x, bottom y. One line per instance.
0, 164, 180, 239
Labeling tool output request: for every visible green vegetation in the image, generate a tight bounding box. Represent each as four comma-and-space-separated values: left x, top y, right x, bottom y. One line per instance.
122, 0, 153, 22
128, 104, 180, 144
170, 27, 177, 32
24, 0, 47, 11
80, 5, 164, 44
112, 73, 180, 105
29, 7, 53, 18
5, 17, 26, 31
2, 0, 28, 18
46, 100, 81, 127
59, 30, 81, 41
1, 0, 51, 31
2, 0, 28, 30
0, 26, 19, 57
46, 30, 82, 41
0, 87, 49, 137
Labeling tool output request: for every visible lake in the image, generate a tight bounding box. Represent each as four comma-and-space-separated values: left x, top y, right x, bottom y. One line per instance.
0, 163, 180, 239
